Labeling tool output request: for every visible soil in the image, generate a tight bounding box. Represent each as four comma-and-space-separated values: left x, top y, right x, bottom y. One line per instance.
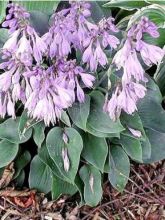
0, 161, 164, 220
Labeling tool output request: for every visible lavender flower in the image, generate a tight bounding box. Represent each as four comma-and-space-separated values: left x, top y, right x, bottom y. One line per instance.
79, 72, 95, 88
94, 41, 108, 68
7, 94, 15, 118
137, 40, 164, 66
43, 1, 119, 71
21, 59, 95, 125
105, 82, 146, 121
128, 127, 142, 138
0, 91, 15, 119
0, 3, 47, 120
105, 16, 164, 120
23, 67, 72, 125
3, 30, 20, 51
0, 92, 7, 118
106, 87, 121, 121
82, 43, 96, 71
0, 70, 12, 92
2, 3, 30, 33
76, 80, 85, 103
123, 49, 146, 83
16, 31, 33, 66
118, 82, 146, 114
81, 17, 119, 71
2, 3, 46, 64
63, 132, 69, 144
42, 8, 73, 58
62, 148, 70, 172
30, 30, 47, 64
57, 59, 95, 103
1, 2, 162, 128
127, 16, 160, 39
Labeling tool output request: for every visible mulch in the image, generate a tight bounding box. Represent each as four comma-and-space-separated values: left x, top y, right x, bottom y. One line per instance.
0, 161, 164, 220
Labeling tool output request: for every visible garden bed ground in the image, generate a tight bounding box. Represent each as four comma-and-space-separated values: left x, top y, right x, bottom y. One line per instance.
0, 161, 164, 220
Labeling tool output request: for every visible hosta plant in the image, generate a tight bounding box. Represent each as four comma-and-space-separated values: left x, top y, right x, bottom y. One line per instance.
0, 0, 165, 206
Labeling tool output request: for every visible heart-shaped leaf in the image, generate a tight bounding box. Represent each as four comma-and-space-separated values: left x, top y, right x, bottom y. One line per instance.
119, 134, 142, 162
33, 122, 45, 148
0, 118, 32, 144
137, 78, 165, 163
138, 88, 165, 133
121, 112, 146, 141
19, 110, 38, 137
141, 136, 151, 161
68, 95, 90, 131
82, 133, 108, 172
51, 175, 77, 200
29, 155, 52, 194
0, 140, 19, 168
61, 111, 71, 127
143, 128, 165, 163
79, 164, 102, 207
108, 145, 130, 192
46, 127, 83, 183
39, 144, 65, 180
14, 170, 25, 187
14, 151, 31, 179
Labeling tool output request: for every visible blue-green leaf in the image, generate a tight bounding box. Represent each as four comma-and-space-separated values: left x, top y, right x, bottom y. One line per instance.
68, 95, 90, 131
0, 118, 32, 144
0, 1, 7, 24
39, 145, 65, 180
104, 0, 148, 10
87, 91, 124, 137
46, 127, 83, 183
33, 122, 45, 148
121, 112, 146, 141
79, 164, 102, 207
29, 155, 52, 194
108, 145, 130, 192
0, 29, 9, 48
82, 133, 108, 172
143, 128, 165, 163
14, 151, 31, 179
119, 134, 142, 162
13, 0, 60, 15
0, 140, 19, 168
51, 175, 77, 200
